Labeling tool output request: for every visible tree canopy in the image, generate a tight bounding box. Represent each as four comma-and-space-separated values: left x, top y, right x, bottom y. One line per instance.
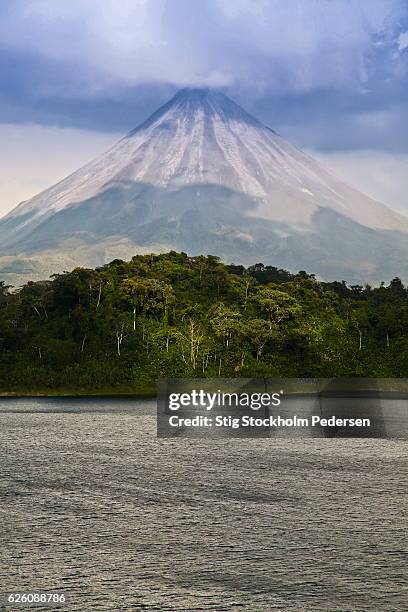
0, 252, 407, 392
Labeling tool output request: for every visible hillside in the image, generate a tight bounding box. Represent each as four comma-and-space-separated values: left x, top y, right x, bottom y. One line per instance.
1, 252, 408, 393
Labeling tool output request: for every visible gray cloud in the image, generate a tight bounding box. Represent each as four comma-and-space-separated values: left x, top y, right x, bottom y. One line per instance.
309, 149, 408, 214
0, 0, 406, 94
275, 104, 408, 153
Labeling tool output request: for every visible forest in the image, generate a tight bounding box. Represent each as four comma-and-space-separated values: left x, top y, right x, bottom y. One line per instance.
1, 251, 408, 393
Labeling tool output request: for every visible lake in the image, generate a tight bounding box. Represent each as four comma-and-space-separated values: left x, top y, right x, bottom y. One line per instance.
0, 398, 407, 611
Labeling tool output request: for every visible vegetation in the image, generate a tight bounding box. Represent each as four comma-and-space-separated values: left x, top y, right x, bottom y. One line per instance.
1, 251, 408, 394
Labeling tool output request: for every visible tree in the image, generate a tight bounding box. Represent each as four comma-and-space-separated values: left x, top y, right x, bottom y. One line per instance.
252, 288, 301, 329
243, 319, 274, 360
209, 304, 242, 349
121, 277, 174, 329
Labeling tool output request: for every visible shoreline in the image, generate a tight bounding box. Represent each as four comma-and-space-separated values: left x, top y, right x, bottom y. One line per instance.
2, 382, 408, 399
0, 388, 156, 398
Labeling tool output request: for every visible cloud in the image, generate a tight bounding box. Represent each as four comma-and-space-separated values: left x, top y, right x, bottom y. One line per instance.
0, 123, 118, 217
398, 30, 408, 51
309, 148, 408, 215
275, 104, 408, 153
0, 0, 406, 95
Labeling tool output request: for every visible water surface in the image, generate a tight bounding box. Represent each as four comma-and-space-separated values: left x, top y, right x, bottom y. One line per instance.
0, 398, 407, 611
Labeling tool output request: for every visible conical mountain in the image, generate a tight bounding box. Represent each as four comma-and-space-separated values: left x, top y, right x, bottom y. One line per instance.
1, 87, 408, 283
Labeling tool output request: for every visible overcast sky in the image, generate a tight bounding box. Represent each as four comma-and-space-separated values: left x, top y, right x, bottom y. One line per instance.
1, 0, 408, 216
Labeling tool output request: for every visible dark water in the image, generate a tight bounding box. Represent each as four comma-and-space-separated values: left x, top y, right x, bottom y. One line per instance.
0, 398, 407, 611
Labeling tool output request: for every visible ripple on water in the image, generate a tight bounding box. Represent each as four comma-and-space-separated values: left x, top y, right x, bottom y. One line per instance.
0, 398, 407, 611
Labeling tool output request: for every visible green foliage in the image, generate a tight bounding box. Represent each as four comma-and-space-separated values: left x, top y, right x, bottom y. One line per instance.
0, 252, 407, 392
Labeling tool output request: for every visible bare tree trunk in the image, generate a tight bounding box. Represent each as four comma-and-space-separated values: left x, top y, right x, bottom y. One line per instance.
245, 278, 251, 299
38, 347, 42, 360
81, 335, 87, 353
190, 320, 195, 368
166, 336, 170, 352
116, 326, 124, 356
133, 306, 136, 331
359, 329, 362, 350
96, 280, 102, 309
386, 331, 390, 348
218, 358, 222, 376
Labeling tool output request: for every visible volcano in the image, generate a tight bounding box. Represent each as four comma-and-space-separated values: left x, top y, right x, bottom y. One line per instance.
1, 87, 408, 284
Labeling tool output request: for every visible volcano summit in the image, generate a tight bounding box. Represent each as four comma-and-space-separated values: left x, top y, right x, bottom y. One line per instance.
1, 88, 408, 283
